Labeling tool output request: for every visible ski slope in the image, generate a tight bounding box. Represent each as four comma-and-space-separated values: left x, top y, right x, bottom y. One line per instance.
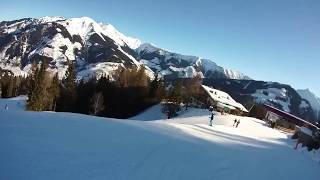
0, 98, 319, 180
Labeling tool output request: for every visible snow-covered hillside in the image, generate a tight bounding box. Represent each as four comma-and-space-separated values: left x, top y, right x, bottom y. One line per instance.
297, 89, 320, 115
252, 87, 291, 112
0, 17, 149, 80
1, 98, 319, 180
137, 43, 250, 79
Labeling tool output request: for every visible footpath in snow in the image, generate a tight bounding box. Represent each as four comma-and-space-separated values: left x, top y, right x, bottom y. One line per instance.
1, 99, 320, 180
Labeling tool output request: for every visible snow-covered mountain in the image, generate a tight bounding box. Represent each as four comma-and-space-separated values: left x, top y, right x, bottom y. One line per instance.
137, 43, 250, 79
1, 16, 319, 122
0, 16, 248, 80
297, 89, 320, 116
0, 16, 150, 80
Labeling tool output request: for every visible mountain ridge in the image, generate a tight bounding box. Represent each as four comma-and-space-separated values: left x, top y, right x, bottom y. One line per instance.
0, 16, 319, 121
0, 16, 249, 80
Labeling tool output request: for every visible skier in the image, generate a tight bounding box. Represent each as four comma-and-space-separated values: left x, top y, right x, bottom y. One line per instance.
233, 119, 237, 126
209, 112, 215, 126
4, 104, 8, 110
236, 119, 240, 128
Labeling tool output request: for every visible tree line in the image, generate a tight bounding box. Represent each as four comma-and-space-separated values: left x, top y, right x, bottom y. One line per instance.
0, 69, 28, 98
23, 61, 170, 118
0, 62, 203, 118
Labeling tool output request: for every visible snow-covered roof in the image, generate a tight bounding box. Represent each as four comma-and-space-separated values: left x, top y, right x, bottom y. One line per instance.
201, 85, 248, 112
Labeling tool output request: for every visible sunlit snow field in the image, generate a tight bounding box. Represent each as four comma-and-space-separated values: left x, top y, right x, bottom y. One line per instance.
1, 97, 319, 180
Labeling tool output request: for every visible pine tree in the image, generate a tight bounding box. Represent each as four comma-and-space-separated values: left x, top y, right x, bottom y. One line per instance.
49, 73, 60, 111
149, 74, 159, 98
26, 61, 52, 111
64, 61, 77, 91
58, 61, 77, 112
27, 64, 40, 110
6, 77, 14, 97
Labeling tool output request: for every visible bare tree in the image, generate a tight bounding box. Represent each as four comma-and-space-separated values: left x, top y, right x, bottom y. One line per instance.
90, 92, 105, 115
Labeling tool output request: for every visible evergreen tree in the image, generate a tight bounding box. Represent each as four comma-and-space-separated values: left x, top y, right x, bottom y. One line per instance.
64, 61, 77, 91
149, 74, 160, 98
49, 73, 60, 111
6, 77, 14, 97
57, 61, 77, 112
26, 64, 40, 110
27, 61, 52, 111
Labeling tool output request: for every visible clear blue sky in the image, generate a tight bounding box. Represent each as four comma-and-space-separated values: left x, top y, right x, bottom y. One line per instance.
1, 0, 320, 96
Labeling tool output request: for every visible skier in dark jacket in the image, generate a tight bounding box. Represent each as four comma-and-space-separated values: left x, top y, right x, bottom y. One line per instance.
233, 119, 237, 126
236, 119, 240, 128
209, 112, 215, 126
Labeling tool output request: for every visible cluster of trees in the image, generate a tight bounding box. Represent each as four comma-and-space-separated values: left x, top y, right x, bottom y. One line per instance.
0, 69, 28, 98
27, 62, 60, 111
69, 67, 166, 118
26, 62, 166, 118
161, 75, 203, 119
1, 62, 204, 119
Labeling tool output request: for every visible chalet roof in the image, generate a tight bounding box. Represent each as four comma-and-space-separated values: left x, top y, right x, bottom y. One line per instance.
201, 85, 248, 112
264, 104, 319, 131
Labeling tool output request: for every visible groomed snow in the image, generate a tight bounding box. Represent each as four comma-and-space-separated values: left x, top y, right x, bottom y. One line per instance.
1, 98, 319, 180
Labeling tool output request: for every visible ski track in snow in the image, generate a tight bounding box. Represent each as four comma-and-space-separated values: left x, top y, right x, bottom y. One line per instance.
0, 98, 319, 180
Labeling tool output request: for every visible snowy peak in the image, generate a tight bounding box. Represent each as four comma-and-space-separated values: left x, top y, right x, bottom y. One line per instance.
100, 23, 142, 49
38, 16, 66, 23
0, 16, 148, 80
58, 17, 142, 49
0, 16, 250, 81
1, 16, 142, 50
137, 43, 160, 53
137, 43, 250, 80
